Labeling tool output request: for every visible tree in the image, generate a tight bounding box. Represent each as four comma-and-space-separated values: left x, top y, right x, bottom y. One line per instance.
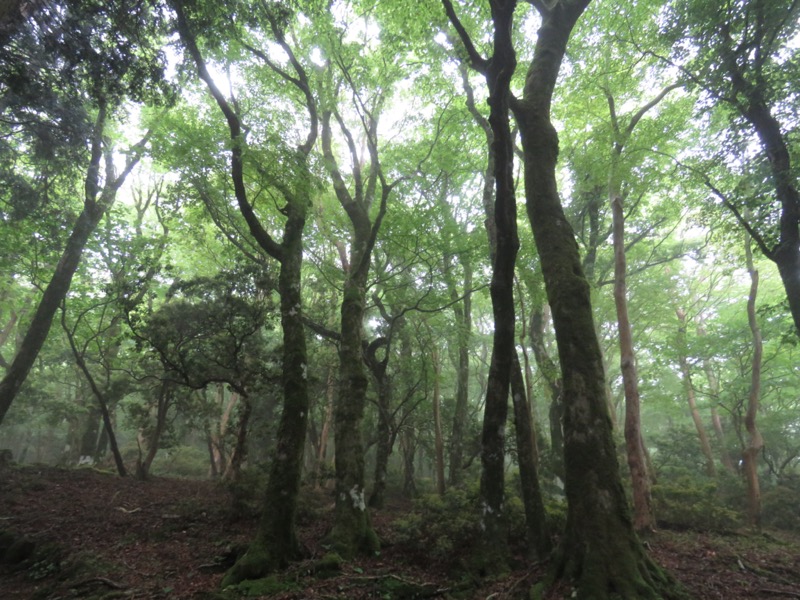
170, 0, 319, 580
511, 0, 683, 595
0, 0, 169, 424
662, 0, 800, 336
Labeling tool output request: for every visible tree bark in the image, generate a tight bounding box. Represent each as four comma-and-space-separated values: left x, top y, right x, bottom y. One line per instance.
445, 0, 540, 571
512, 1, 681, 596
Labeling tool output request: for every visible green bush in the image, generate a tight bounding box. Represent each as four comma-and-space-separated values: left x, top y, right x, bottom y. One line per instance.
761, 486, 800, 532
653, 475, 742, 531
392, 485, 482, 568
151, 445, 209, 479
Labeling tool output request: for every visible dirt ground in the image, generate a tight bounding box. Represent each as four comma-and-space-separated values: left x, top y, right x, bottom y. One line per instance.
1, 466, 799, 599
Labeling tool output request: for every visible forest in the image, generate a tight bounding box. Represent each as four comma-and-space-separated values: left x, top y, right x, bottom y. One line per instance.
1, 0, 800, 598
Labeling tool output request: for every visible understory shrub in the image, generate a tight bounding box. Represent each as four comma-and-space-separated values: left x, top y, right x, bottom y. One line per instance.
761, 486, 800, 532
151, 445, 208, 478
392, 485, 481, 569
653, 474, 742, 531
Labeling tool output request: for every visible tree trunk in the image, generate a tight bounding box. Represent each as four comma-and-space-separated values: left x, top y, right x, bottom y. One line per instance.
530, 304, 565, 480
314, 367, 335, 489
611, 192, 655, 533
675, 308, 716, 478
743, 237, 764, 527
136, 380, 172, 480
368, 340, 393, 509
512, 1, 682, 596
445, 0, 532, 572
431, 344, 446, 497
448, 260, 472, 488
400, 427, 417, 499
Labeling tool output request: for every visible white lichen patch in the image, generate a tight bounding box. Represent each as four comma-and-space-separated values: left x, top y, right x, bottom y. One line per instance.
301, 363, 308, 380
349, 485, 366, 511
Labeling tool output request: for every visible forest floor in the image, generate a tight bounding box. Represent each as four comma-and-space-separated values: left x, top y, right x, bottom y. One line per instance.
1, 465, 800, 599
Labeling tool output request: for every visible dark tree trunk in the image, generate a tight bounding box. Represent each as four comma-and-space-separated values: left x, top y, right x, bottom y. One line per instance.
444, 0, 528, 572
431, 344, 446, 497
136, 380, 172, 481
512, 1, 682, 596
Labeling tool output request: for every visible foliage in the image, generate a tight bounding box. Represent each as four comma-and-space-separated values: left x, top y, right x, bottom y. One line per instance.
653, 473, 743, 532
150, 445, 209, 478
761, 485, 800, 532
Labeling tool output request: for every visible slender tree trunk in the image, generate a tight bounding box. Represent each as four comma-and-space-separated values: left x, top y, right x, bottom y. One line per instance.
368, 350, 393, 509
528, 304, 565, 480
137, 380, 172, 480
445, 0, 535, 571
700, 345, 736, 475
314, 367, 335, 489
510, 352, 550, 558
225, 396, 251, 481
512, 1, 681, 596
448, 261, 473, 488
400, 428, 417, 499
611, 193, 654, 532
743, 238, 764, 527
675, 308, 716, 478
431, 344, 446, 497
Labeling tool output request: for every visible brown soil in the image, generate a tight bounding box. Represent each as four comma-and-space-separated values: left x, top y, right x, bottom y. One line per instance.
1, 465, 799, 599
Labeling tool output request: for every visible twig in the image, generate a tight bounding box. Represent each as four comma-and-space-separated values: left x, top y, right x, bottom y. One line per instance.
76, 576, 128, 590
758, 589, 800, 599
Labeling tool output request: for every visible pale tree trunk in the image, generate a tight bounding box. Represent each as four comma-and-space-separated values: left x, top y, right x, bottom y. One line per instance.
314, 368, 335, 489
611, 192, 654, 532
698, 328, 736, 475
743, 237, 764, 527
601, 82, 680, 534
431, 344, 446, 497
675, 309, 717, 478
447, 257, 473, 488
511, 0, 682, 596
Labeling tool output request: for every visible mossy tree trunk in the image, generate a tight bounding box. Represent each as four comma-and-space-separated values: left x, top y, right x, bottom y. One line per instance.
513, 1, 684, 596
320, 101, 388, 557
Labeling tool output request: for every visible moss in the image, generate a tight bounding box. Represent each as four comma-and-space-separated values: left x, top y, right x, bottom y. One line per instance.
311, 552, 342, 577
230, 575, 298, 597
221, 543, 274, 588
